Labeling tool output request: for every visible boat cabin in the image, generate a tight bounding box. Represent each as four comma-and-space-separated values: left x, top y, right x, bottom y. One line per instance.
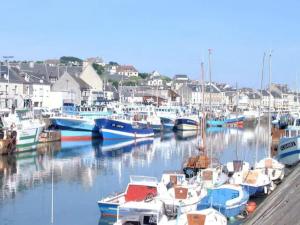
115, 201, 166, 225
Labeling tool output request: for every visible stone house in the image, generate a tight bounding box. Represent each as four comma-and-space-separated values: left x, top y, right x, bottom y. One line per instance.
52, 72, 92, 105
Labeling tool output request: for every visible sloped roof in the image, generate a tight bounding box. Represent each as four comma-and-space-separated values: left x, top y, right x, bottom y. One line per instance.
72, 75, 91, 89
116, 65, 138, 72
0, 66, 27, 84
247, 92, 261, 99
19, 62, 82, 81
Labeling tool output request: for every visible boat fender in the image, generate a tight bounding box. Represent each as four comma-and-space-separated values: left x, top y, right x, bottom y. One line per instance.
144, 193, 154, 202
11, 123, 16, 129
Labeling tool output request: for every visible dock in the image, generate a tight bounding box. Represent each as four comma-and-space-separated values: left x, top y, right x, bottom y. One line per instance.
245, 164, 300, 225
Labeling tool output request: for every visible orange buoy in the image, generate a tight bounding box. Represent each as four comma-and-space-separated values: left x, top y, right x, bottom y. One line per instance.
246, 201, 257, 213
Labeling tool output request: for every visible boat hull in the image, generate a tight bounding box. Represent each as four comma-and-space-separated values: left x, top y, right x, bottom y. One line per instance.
207, 120, 225, 127
160, 117, 175, 131
98, 201, 119, 217
16, 126, 44, 152
241, 185, 266, 196
60, 130, 99, 141
50, 117, 97, 132
277, 136, 300, 166
197, 185, 249, 218
225, 116, 245, 125
174, 118, 200, 131
95, 119, 154, 140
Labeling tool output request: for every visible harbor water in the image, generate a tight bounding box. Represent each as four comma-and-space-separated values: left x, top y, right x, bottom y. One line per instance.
0, 125, 270, 225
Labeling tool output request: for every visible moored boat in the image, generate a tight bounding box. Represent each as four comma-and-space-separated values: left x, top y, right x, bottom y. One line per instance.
98, 176, 159, 217
277, 128, 300, 166
224, 114, 245, 126
227, 161, 271, 196
197, 184, 249, 218
174, 115, 201, 131
1, 110, 45, 152
49, 116, 100, 141
207, 119, 225, 127
95, 118, 154, 140
160, 117, 175, 131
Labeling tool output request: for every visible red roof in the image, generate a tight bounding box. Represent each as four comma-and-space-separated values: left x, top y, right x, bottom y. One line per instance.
116, 65, 138, 73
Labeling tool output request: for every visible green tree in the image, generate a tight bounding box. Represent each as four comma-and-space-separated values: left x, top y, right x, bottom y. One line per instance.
122, 80, 136, 86
138, 72, 150, 79
108, 79, 119, 89
60, 56, 82, 65
109, 61, 119, 66
92, 63, 104, 76
161, 75, 171, 82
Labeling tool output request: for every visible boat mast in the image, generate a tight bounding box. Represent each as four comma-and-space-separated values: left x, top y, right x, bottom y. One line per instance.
208, 49, 212, 119
200, 62, 206, 151
208, 49, 212, 166
51, 147, 54, 224
235, 82, 239, 160
268, 51, 272, 158
256, 53, 266, 163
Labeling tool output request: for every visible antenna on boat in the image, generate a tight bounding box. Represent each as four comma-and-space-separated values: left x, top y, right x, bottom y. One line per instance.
255, 52, 266, 164
268, 50, 273, 158
208, 49, 213, 167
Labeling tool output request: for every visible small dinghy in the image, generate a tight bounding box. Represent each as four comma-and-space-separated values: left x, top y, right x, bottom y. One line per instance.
197, 184, 249, 218
98, 176, 159, 217
169, 208, 228, 225
255, 157, 284, 184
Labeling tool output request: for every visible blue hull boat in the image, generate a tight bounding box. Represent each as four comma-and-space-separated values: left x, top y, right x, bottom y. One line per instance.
160, 117, 175, 131
50, 117, 98, 132
241, 184, 266, 196
50, 117, 100, 140
98, 198, 121, 217
95, 118, 154, 140
207, 120, 225, 127
174, 117, 200, 131
225, 116, 245, 124
197, 184, 249, 218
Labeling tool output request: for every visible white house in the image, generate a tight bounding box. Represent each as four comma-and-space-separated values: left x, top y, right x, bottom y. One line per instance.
116, 65, 138, 77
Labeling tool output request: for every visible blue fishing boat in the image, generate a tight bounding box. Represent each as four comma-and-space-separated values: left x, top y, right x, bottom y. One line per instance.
225, 115, 245, 125
50, 117, 99, 141
49, 103, 112, 140
174, 115, 200, 131
197, 184, 249, 218
160, 117, 175, 131
95, 118, 154, 140
207, 119, 225, 127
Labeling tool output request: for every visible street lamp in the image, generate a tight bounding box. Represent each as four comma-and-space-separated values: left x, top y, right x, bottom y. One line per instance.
3, 56, 14, 108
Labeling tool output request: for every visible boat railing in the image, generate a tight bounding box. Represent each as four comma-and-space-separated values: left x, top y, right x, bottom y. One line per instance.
130, 175, 158, 184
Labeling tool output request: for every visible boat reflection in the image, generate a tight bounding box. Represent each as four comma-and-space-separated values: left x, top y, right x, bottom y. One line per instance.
175, 130, 199, 140
0, 125, 270, 207
98, 138, 154, 157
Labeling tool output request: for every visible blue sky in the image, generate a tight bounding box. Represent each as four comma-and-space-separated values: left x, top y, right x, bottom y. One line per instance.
1, 0, 300, 88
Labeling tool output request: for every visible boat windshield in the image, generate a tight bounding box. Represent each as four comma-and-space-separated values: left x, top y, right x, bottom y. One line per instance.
117, 202, 163, 224
130, 176, 158, 184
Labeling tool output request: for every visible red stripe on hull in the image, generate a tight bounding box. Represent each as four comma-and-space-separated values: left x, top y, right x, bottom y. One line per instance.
61, 136, 93, 141
100, 213, 118, 218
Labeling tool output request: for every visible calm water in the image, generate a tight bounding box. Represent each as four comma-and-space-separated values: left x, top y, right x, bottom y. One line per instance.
0, 126, 270, 225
